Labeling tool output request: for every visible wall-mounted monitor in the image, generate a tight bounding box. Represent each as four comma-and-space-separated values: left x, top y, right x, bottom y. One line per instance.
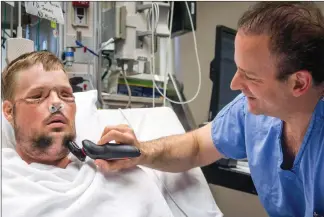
208, 25, 240, 121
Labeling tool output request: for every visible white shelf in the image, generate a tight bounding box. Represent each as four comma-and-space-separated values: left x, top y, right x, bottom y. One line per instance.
125, 74, 168, 83
101, 93, 164, 109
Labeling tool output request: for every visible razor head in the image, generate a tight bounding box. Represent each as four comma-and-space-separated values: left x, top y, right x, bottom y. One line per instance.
66, 141, 86, 162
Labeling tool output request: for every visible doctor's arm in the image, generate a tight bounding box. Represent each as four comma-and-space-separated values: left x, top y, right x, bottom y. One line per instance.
140, 122, 223, 172
95, 123, 223, 173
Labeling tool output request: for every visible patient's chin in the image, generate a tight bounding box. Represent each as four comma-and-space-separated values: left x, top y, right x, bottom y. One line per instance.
14, 124, 75, 165
31, 142, 70, 165
29, 134, 74, 163
37, 146, 69, 162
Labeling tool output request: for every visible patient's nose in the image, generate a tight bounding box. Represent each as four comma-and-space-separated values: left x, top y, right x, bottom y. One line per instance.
48, 90, 62, 106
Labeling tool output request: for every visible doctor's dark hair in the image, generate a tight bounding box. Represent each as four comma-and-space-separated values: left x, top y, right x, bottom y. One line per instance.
1, 51, 66, 101
238, 2, 324, 85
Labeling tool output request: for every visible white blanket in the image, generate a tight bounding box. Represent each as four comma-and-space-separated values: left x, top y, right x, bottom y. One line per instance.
2, 107, 223, 217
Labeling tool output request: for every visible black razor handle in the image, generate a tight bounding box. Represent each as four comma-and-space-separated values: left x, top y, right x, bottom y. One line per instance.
82, 139, 141, 160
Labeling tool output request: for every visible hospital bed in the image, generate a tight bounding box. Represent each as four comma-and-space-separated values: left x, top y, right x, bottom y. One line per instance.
2, 90, 223, 217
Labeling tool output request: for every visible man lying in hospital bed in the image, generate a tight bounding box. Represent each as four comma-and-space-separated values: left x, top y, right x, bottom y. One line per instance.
1, 51, 222, 217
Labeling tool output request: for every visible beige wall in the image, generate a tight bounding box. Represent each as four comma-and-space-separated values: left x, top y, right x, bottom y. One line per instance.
177, 2, 255, 126
177, 1, 324, 126
316, 2, 324, 12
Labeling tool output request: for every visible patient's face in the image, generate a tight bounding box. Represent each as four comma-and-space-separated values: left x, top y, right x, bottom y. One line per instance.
11, 64, 76, 164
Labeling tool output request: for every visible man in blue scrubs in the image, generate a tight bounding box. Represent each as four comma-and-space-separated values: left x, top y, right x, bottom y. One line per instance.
96, 2, 324, 216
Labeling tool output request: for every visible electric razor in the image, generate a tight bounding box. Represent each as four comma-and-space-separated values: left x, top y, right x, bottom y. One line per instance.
66, 139, 141, 162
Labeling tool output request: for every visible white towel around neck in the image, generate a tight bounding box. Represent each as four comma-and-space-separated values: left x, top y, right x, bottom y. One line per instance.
2, 148, 175, 217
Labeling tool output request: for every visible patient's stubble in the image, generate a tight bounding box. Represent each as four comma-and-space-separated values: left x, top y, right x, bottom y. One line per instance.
13, 105, 76, 163
14, 123, 74, 158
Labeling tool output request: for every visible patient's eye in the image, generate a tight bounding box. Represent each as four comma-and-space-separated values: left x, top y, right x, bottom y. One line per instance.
25, 92, 44, 104
61, 91, 72, 97
27, 90, 43, 99
60, 90, 75, 102
30, 94, 42, 99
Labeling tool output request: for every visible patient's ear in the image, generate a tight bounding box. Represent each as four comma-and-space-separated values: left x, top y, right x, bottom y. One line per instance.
3, 100, 14, 125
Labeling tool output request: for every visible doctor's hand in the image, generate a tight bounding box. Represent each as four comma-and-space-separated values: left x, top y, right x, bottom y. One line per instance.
94, 125, 145, 173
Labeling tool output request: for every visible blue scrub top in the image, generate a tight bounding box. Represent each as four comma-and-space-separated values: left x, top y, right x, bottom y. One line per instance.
211, 94, 324, 217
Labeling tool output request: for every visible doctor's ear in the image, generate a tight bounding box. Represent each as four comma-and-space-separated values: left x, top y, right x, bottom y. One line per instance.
3, 100, 15, 125
289, 70, 312, 97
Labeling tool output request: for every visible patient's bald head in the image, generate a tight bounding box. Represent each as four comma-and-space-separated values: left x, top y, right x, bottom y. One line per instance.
2, 51, 76, 167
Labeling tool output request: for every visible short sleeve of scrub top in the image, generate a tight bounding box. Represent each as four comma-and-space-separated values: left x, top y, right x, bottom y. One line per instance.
211, 93, 247, 159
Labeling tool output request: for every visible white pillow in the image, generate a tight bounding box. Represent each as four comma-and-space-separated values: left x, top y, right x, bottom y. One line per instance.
1, 90, 99, 149
1, 111, 15, 149
73, 90, 102, 146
